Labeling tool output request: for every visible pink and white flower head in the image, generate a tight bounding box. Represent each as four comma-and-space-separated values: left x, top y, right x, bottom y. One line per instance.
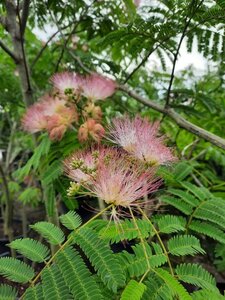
51, 72, 82, 95
81, 73, 116, 101
22, 95, 78, 141
22, 104, 47, 133
64, 146, 120, 183
86, 155, 160, 207
109, 116, 176, 165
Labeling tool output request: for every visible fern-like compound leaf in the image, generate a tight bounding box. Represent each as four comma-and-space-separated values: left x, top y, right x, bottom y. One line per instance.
59, 211, 82, 230
175, 263, 217, 292
42, 265, 72, 300
168, 188, 201, 207
30, 222, 65, 245
156, 269, 192, 300
156, 215, 186, 234
191, 289, 225, 300
8, 238, 50, 262
0, 284, 18, 300
160, 196, 193, 215
56, 247, 102, 300
99, 219, 152, 243
180, 182, 211, 201
74, 227, 126, 292
193, 198, 225, 228
120, 280, 146, 300
167, 235, 205, 256
120, 243, 167, 277
189, 220, 225, 244
23, 284, 44, 300
143, 274, 173, 300
0, 257, 34, 283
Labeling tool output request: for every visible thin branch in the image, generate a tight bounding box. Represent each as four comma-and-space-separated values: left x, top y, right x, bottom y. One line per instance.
20, 0, 30, 36
119, 84, 225, 150
0, 40, 19, 62
66, 47, 92, 74
30, 23, 75, 70
16, 2, 32, 93
165, 0, 204, 107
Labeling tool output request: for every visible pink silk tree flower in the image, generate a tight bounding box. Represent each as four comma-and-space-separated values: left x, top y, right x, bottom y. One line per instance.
64, 146, 120, 183
51, 72, 82, 95
22, 95, 78, 140
78, 118, 105, 143
81, 73, 116, 101
109, 116, 176, 165
22, 104, 48, 133
85, 156, 160, 207
83, 103, 102, 122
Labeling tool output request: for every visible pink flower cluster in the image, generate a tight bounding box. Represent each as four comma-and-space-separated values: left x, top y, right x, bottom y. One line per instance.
22, 72, 116, 141
64, 116, 176, 208
64, 146, 160, 208
22, 96, 78, 140
108, 116, 176, 165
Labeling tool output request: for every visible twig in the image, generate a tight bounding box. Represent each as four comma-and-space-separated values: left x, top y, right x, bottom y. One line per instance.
0, 40, 18, 63
30, 23, 75, 70
118, 84, 225, 150
16, 2, 32, 94
165, 0, 204, 107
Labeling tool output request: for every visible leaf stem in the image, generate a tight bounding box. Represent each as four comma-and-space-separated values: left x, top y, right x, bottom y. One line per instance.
138, 207, 174, 276
128, 206, 151, 283
20, 204, 113, 299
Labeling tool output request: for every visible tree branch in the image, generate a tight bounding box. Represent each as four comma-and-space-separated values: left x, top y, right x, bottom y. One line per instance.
119, 84, 225, 150
0, 40, 19, 62
20, 0, 30, 36
165, 0, 204, 107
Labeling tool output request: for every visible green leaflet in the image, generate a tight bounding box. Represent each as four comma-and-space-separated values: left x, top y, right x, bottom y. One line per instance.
74, 227, 126, 292
120, 280, 146, 300
0, 284, 18, 300
0, 258, 34, 283
8, 238, 50, 263
30, 221, 65, 245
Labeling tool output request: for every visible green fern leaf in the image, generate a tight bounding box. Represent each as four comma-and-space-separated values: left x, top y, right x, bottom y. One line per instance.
167, 235, 205, 256
0, 284, 18, 300
121, 243, 167, 277
56, 247, 102, 300
0, 257, 34, 283
180, 182, 211, 201
175, 263, 217, 291
168, 188, 200, 207
59, 211, 82, 230
189, 220, 225, 244
41, 160, 63, 186
143, 274, 173, 300
160, 196, 193, 215
120, 280, 146, 300
23, 284, 44, 300
156, 269, 192, 300
173, 161, 193, 181
191, 289, 225, 300
8, 238, 50, 262
30, 222, 65, 245
193, 199, 225, 228
99, 219, 152, 243
74, 227, 126, 292
42, 265, 72, 300
157, 215, 186, 234
14, 135, 51, 181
